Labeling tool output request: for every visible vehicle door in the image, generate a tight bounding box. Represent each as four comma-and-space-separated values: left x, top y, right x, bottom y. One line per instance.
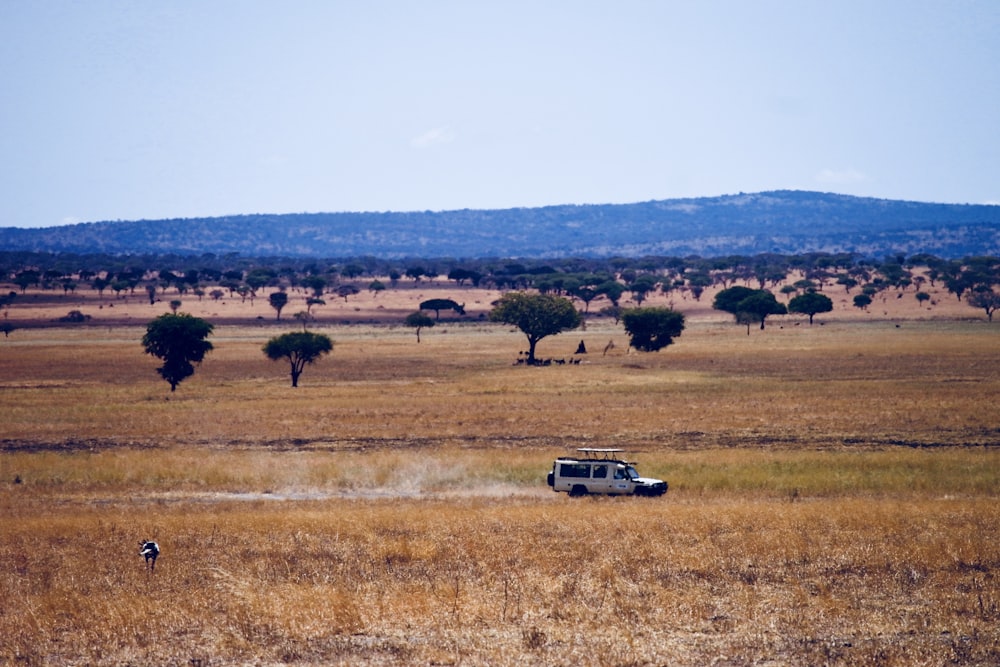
611, 464, 633, 494
592, 463, 621, 494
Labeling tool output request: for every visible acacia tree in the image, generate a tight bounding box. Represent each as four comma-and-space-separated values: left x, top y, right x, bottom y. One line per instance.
628, 275, 658, 305
737, 291, 787, 332
269, 291, 289, 320
263, 331, 333, 387
788, 290, 833, 324
967, 289, 1000, 322
621, 307, 685, 352
141, 313, 214, 391
714, 287, 787, 333
404, 311, 435, 342
489, 292, 581, 364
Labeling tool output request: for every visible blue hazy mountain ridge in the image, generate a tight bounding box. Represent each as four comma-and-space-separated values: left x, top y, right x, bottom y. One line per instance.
1, 191, 998, 259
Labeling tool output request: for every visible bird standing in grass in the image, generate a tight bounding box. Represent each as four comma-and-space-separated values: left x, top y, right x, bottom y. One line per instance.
139, 540, 160, 571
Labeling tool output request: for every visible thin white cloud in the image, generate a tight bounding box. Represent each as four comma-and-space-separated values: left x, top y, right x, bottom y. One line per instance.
410, 126, 456, 149
815, 168, 867, 185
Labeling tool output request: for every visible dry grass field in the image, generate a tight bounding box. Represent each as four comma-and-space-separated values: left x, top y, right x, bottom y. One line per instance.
1, 280, 999, 665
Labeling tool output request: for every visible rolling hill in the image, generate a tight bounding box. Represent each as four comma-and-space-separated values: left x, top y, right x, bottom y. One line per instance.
2, 190, 998, 259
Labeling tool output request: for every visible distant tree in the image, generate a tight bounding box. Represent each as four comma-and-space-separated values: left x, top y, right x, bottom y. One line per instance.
714, 287, 787, 333
141, 313, 214, 392
342, 263, 366, 279
628, 275, 658, 305
404, 311, 435, 342
209, 289, 225, 301
1, 322, 15, 338
685, 272, 712, 301
621, 307, 685, 352
489, 292, 582, 364
915, 291, 931, 306
853, 294, 872, 311
448, 268, 482, 286
571, 285, 600, 313
157, 270, 178, 292
219, 278, 239, 296
263, 331, 333, 387
712, 286, 757, 314
793, 279, 818, 293
169, 299, 181, 313
836, 275, 859, 293
91, 276, 109, 297
368, 280, 386, 296
300, 275, 327, 297
306, 297, 325, 314
788, 291, 833, 324
246, 268, 276, 294
596, 280, 625, 307
269, 291, 289, 320
146, 284, 157, 305
336, 284, 360, 301
967, 289, 1000, 322
735, 290, 787, 331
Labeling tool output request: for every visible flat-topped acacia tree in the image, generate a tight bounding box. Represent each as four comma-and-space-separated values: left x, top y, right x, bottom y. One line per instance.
263, 331, 333, 387
404, 311, 435, 342
141, 313, 214, 391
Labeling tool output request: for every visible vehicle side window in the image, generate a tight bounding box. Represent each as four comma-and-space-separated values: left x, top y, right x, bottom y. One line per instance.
614, 467, 627, 480
559, 463, 590, 478
592, 465, 608, 479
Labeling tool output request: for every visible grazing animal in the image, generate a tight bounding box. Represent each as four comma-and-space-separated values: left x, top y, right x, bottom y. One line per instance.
419, 298, 466, 320
139, 540, 160, 571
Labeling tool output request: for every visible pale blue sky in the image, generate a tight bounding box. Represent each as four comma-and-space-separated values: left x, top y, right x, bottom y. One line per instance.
2, 1, 998, 228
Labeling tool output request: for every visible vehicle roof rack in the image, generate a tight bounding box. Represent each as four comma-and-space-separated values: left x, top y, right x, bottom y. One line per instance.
576, 447, 624, 460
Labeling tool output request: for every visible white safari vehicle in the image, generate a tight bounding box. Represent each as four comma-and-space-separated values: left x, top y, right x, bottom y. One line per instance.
546, 448, 668, 497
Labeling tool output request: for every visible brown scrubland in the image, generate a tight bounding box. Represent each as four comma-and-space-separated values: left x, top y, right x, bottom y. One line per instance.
1, 277, 998, 665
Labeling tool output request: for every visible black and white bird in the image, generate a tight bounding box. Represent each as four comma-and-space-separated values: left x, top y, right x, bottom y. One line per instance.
139, 540, 160, 570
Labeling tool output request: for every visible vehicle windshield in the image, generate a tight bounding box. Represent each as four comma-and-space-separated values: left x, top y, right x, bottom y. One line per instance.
625, 466, 640, 479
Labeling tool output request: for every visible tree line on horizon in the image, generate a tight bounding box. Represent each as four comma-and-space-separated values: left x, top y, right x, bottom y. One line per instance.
2, 251, 1000, 326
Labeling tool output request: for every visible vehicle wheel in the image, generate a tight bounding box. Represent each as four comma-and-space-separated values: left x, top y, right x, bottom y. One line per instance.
569, 485, 588, 497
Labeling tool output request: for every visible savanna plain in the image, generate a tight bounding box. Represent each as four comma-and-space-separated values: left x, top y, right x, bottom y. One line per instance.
1, 286, 999, 666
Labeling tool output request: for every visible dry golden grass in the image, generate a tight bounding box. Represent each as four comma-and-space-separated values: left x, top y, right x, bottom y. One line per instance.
2, 491, 998, 665
1, 317, 997, 449
1, 293, 999, 665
